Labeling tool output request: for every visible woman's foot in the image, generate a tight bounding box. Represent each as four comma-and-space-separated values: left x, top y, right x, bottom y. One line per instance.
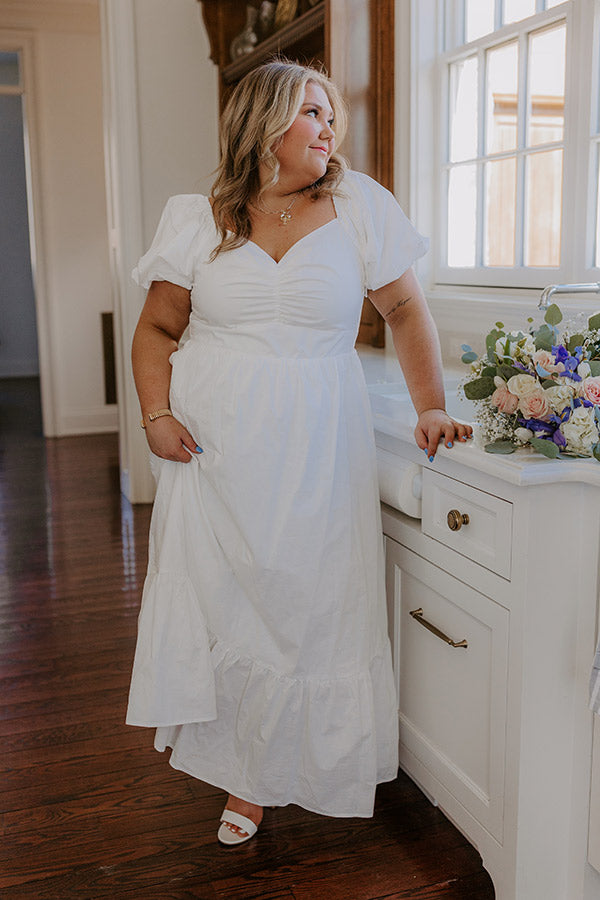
219, 794, 263, 841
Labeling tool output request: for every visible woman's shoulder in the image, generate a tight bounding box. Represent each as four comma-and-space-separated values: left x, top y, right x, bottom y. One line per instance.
162, 193, 212, 228
339, 169, 396, 208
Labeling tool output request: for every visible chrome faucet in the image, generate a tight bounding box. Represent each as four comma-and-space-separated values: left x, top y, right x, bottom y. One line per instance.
538, 282, 600, 310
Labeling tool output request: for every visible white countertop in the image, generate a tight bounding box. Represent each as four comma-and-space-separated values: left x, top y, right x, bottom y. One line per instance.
358, 346, 600, 488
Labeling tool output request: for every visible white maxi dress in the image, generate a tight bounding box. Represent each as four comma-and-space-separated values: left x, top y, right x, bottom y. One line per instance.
126, 170, 428, 818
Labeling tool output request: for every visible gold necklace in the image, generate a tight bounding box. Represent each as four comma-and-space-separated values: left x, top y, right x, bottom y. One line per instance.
254, 191, 303, 225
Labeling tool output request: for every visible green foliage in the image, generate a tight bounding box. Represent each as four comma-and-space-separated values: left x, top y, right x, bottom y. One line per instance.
498, 364, 520, 380
486, 328, 505, 358
461, 350, 478, 364
589, 361, 600, 376
567, 334, 585, 354
530, 437, 560, 459
534, 324, 555, 351
484, 440, 516, 454
544, 304, 563, 326
593, 443, 600, 463
463, 376, 496, 400
589, 313, 600, 331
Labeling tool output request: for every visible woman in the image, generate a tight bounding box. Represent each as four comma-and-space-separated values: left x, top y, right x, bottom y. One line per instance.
127, 60, 472, 846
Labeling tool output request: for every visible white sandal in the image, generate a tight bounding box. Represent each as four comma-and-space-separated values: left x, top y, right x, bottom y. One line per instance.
217, 808, 259, 846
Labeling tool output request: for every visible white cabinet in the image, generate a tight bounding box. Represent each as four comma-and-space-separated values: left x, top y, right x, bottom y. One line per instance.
385, 538, 509, 840
378, 451, 600, 900
421, 469, 513, 579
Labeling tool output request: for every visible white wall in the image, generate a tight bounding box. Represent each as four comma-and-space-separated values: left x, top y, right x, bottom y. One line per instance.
0, 1, 116, 434
134, 0, 218, 239
101, 0, 219, 503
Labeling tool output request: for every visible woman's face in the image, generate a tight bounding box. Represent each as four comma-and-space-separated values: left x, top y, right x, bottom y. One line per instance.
274, 81, 336, 186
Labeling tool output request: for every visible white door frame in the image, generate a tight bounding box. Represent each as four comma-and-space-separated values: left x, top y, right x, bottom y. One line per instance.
0, 30, 57, 435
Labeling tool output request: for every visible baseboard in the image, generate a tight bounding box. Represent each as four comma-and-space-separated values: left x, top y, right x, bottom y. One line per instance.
54, 405, 119, 436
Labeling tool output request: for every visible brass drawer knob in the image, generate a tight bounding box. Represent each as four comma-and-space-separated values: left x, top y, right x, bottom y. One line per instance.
447, 509, 469, 531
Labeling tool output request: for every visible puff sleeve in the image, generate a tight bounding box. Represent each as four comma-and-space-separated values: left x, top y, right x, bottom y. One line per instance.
132, 195, 207, 291
341, 171, 429, 292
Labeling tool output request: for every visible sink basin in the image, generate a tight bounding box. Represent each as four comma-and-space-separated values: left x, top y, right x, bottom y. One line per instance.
368, 378, 476, 423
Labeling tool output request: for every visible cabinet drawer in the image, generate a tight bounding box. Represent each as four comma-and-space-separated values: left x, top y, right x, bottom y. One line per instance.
386, 538, 509, 841
422, 469, 513, 579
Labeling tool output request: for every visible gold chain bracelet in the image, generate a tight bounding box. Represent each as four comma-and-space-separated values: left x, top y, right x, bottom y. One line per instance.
140, 408, 172, 429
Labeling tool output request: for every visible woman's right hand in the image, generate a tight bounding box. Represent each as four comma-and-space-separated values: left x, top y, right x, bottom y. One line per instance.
143, 415, 202, 463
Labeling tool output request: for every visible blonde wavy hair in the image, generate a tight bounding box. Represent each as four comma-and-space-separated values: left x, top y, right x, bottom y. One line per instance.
210, 60, 348, 259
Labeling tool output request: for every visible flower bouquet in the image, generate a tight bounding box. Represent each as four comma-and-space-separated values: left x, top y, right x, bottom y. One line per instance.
460, 304, 600, 459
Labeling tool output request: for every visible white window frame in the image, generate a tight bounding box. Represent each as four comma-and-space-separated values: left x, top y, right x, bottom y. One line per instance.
410, 0, 600, 302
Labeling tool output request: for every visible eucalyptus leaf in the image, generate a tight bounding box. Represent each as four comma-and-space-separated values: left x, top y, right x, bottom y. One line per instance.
530, 437, 560, 459
568, 334, 585, 354
542, 379, 557, 389
463, 376, 496, 400
534, 324, 555, 352
589, 313, 600, 331
544, 304, 563, 326
588, 360, 600, 376
461, 344, 473, 352
495, 322, 504, 329
481, 365, 498, 377
498, 365, 520, 380
484, 440, 516, 454
461, 351, 478, 364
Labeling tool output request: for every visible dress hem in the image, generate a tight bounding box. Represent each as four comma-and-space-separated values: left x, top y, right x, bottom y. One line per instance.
158, 740, 399, 819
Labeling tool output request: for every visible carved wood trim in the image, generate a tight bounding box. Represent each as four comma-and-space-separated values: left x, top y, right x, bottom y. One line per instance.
222, 4, 325, 84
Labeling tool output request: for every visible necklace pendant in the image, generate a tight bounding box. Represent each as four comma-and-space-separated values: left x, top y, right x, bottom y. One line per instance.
280, 210, 292, 225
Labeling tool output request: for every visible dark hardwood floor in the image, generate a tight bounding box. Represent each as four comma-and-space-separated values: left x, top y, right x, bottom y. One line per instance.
0, 378, 495, 899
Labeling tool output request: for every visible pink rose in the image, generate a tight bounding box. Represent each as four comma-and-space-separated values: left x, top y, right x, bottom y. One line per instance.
518, 388, 550, 420
581, 376, 600, 406
491, 383, 519, 414
533, 349, 565, 376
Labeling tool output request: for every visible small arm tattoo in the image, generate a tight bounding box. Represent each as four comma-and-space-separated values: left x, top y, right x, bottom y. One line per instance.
386, 295, 412, 318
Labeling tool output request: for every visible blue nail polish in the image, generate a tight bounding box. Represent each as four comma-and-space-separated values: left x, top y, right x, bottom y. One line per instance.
429, 455, 435, 462
447, 441, 453, 448
423, 448, 428, 455
195, 445, 203, 453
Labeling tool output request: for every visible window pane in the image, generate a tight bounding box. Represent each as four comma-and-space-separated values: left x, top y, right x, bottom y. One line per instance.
466, 0, 494, 42
595, 150, 600, 268
485, 157, 517, 266
449, 56, 478, 162
0, 51, 19, 86
486, 41, 518, 154
527, 24, 566, 147
448, 165, 477, 266
525, 149, 563, 266
503, 0, 535, 25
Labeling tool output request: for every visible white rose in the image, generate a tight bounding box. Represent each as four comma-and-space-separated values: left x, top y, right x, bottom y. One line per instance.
578, 361, 591, 379
559, 405, 598, 454
520, 335, 536, 357
544, 383, 577, 413
495, 337, 513, 359
507, 373, 538, 397
514, 427, 534, 443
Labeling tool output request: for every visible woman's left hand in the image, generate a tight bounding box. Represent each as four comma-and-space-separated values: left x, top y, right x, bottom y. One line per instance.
415, 408, 473, 461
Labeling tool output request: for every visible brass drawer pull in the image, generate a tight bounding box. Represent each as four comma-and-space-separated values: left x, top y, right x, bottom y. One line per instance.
447, 509, 470, 531
409, 607, 468, 649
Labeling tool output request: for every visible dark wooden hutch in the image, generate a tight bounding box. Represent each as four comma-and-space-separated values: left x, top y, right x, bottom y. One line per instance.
198, 0, 395, 347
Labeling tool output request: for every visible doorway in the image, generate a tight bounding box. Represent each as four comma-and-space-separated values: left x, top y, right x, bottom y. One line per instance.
0, 51, 39, 377
0, 49, 42, 433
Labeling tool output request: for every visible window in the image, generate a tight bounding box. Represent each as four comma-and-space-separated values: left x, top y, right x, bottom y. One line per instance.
0, 51, 20, 86
423, 0, 600, 291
